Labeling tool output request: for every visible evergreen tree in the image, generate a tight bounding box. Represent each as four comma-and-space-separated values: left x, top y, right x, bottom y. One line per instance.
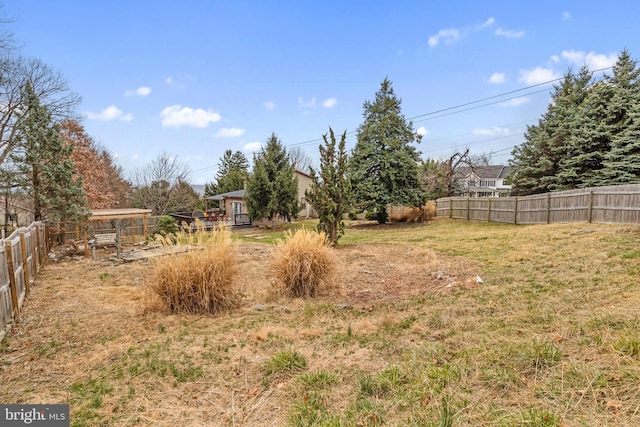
205, 150, 249, 197
349, 78, 424, 223
602, 97, 640, 183
305, 128, 351, 246
13, 82, 88, 223
510, 67, 592, 195
558, 50, 640, 188
245, 133, 298, 224
600, 49, 640, 184
556, 81, 614, 189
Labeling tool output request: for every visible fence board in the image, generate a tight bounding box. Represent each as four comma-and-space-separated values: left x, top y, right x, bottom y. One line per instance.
436, 184, 640, 226
0, 221, 47, 341
0, 244, 12, 341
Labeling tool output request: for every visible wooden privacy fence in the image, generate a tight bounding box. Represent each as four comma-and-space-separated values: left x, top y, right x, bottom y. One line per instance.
0, 221, 47, 341
436, 184, 640, 225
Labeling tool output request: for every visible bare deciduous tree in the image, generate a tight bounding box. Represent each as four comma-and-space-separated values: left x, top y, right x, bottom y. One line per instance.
131, 152, 199, 215
0, 56, 80, 166
288, 146, 313, 173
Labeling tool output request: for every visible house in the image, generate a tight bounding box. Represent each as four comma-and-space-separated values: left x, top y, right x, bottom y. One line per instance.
456, 165, 512, 197
0, 196, 33, 232
204, 170, 316, 224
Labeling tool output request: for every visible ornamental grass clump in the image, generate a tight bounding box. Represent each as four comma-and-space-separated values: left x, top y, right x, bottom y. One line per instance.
152, 224, 240, 314
270, 228, 336, 298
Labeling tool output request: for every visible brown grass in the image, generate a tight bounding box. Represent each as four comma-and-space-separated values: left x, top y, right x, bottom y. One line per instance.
388, 201, 437, 223
269, 228, 336, 298
149, 224, 240, 314
3, 219, 640, 426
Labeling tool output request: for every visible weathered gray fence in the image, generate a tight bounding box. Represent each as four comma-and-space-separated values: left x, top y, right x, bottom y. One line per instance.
436, 184, 640, 225
0, 221, 47, 341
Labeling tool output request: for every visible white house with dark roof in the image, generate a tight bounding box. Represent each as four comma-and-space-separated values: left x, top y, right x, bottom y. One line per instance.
456, 165, 512, 197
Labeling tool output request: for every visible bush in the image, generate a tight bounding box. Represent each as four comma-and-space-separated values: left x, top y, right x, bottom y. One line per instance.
153, 215, 178, 237
270, 228, 336, 298
151, 224, 240, 314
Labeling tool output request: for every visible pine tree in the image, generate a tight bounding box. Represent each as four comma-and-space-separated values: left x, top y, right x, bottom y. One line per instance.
13, 82, 88, 223
306, 128, 351, 246
205, 150, 249, 197
349, 78, 424, 223
245, 133, 298, 224
602, 99, 640, 183
510, 68, 592, 195
600, 49, 640, 184
556, 81, 614, 189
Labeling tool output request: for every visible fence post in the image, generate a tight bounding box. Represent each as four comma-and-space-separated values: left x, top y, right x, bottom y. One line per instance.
34, 224, 41, 270
466, 198, 470, 221
588, 190, 594, 223
513, 197, 518, 225
19, 232, 30, 295
115, 221, 121, 259
449, 199, 453, 218
83, 224, 89, 257
488, 198, 492, 223
546, 193, 551, 224
4, 240, 19, 319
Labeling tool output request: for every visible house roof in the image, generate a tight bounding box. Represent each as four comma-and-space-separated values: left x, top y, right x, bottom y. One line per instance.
457, 165, 511, 180
205, 189, 246, 201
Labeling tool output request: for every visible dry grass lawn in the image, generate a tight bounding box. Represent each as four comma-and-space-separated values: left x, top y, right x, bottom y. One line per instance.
1, 219, 639, 426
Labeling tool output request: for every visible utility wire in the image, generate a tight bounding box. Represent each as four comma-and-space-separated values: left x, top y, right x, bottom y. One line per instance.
192, 66, 613, 173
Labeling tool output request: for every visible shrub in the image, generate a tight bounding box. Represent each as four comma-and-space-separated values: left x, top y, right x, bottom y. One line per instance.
270, 228, 336, 298
153, 215, 178, 237
151, 224, 240, 314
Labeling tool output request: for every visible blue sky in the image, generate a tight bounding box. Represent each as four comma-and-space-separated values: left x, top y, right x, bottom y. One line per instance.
5, 1, 639, 184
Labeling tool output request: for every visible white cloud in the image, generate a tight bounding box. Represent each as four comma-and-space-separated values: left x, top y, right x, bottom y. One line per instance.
160, 105, 221, 128
518, 67, 561, 85
560, 50, 617, 70
416, 126, 428, 136
85, 105, 133, 121
428, 28, 460, 47
215, 127, 245, 138
499, 97, 530, 107
562, 11, 572, 21
298, 97, 317, 108
495, 27, 525, 38
125, 86, 151, 97
322, 98, 337, 108
265, 101, 276, 111
480, 17, 495, 29
243, 142, 262, 152
489, 72, 506, 84
165, 76, 173, 85
550, 55, 560, 63
473, 126, 511, 136
131, 153, 139, 159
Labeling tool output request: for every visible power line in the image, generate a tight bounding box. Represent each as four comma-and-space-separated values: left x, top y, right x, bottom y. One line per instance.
192, 66, 614, 174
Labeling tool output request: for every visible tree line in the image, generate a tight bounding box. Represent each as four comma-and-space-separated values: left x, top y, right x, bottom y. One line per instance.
0, 16, 131, 231
204, 77, 428, 246
6, 0, 638, 243
508, 49, 640, 195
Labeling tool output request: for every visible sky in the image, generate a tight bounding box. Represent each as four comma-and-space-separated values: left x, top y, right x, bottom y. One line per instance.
4, 0, 640, 185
